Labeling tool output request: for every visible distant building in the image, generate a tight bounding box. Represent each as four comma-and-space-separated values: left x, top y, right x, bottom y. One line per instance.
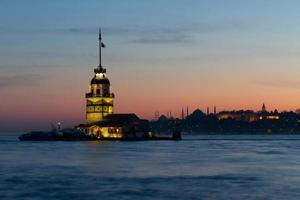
258, 104, 280, 120
77, 29, 149, 138
216, 104, 280, 122
259, 115, 280, 120
217, 110, 258, 122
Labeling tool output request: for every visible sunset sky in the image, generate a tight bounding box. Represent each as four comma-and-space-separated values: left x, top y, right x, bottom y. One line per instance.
1, 0, 300, 131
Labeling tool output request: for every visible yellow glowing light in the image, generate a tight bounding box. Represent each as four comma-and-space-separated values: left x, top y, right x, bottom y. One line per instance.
95, 73, 105, 78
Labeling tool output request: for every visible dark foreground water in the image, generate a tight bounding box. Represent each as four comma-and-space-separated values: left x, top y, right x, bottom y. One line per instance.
1, 134, 300, 200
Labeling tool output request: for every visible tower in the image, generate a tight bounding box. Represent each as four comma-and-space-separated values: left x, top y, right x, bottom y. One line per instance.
181, 108, 185, 120
262, 103, 266, 113
86, 28, 114, 124
186, 106, 189, 117
154, 111, 160, 121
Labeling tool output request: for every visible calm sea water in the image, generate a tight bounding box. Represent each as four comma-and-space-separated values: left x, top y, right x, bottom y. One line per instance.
1, 133, 300, 200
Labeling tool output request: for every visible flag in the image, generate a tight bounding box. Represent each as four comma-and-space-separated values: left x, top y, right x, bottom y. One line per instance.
99, 28, 102, 40
101, 42, 106, 48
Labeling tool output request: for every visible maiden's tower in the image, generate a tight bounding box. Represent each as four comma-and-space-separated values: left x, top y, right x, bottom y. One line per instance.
77, 29, 149, 139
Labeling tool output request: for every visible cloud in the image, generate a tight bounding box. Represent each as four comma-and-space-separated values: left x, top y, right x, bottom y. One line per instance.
0, 21, 252, 45
36, 27, 95, 35
132, 34, 190, 44
119, 23, 251, 45
121, 22, 252, 45
252, 79, 300, 90
0, 74, 44, 89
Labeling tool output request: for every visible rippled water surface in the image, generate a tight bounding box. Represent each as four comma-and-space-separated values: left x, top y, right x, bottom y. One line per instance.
1, 133, 300, 200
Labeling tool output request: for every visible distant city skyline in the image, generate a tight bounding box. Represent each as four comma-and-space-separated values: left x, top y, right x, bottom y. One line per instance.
1, 0, 300, 131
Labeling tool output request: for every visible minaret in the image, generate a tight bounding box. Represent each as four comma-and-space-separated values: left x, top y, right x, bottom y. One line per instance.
214, 106, 217, 115
155, 111, 160, 121
181, 108, 185, 120
262, 103, 266, 113
85, 28, 114, 124
207, 107, 210, 115
186, 106, 189, 117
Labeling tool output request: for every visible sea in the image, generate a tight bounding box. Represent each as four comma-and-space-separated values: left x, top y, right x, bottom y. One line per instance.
1, 133, 300, 200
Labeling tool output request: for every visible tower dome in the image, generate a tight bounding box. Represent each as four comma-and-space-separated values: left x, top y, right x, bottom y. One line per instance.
91, 74, 110, 85
89, 66, 112, 97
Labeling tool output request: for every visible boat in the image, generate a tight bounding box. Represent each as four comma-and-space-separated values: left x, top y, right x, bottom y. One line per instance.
19, 123, 95, 141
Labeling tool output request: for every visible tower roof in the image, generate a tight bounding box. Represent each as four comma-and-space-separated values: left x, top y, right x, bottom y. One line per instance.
90, 28, 110, 85
91, 77, 110, 85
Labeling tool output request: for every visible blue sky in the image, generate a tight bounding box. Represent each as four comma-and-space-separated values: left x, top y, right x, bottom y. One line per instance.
1, 0, 300, 131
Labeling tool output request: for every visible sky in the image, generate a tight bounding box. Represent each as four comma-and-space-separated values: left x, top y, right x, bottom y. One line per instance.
1, 0, 300, 131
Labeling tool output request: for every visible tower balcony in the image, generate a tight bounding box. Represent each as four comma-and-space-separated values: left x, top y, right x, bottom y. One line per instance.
86, 93, 115, 98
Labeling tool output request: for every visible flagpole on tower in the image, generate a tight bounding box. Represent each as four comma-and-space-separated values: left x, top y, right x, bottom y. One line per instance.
99, 28, 102, 69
